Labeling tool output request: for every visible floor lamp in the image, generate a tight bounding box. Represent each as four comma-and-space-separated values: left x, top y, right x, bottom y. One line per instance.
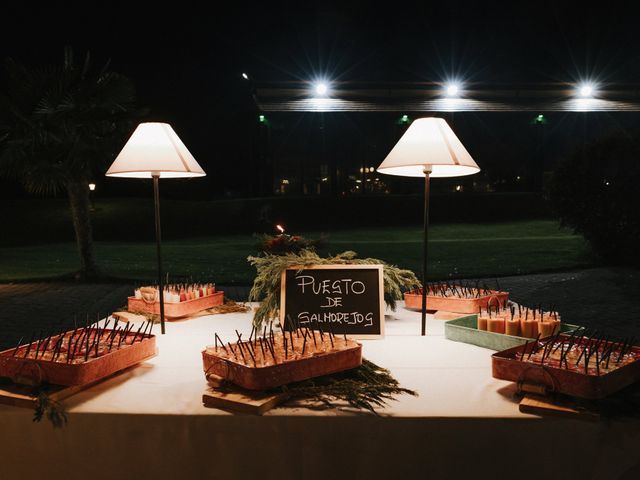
377, 118, 480, 336
106, 122, 206, 334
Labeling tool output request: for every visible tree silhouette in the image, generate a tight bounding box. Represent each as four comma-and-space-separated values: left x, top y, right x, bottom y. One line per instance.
0, 47, 141, 279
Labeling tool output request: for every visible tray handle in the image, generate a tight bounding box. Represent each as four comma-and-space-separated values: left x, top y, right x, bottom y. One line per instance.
516, 365, 559, 397
12, 360, 46, 387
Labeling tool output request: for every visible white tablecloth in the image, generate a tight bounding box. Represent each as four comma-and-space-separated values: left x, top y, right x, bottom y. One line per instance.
1, 303, 639, 480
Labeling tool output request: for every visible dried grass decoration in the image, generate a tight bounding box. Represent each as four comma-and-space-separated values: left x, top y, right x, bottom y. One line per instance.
248, 249, 421, 329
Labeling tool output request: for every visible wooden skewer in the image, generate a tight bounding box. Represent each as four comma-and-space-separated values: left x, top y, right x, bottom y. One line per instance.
11, 336, 24, 357
227, 342, 238, 359
527, 334, 541, 359
70, 329, 86, 362
301, 331, 308, 355
117, 326, 127, 349
317, 320, 326, 342
52, 334, 64, 362
310, 328, 318, 349
244, 341, 256, 366
108, 327, 120, 352
33, 331, 44, 359
258, 336, 266, 361
141, 321, 152, 339
39, 331, 54, 359
85, 329, 95, 361
286, 315, 295, 346
520, 341, 529, 361
266, 337, 277, 364
94, 328, 101, 356
130, 322, 145, 344
236, 340, 247, 363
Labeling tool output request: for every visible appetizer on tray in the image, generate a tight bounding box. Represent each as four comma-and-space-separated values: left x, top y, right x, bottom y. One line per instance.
405, 280, 509, 313
203, 320, 362, 390
0, 318, 157, 386
492, 329, 640, 399
128, 283, 223, 318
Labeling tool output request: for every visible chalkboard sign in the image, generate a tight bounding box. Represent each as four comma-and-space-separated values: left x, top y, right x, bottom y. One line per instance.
280, 264, 385, 338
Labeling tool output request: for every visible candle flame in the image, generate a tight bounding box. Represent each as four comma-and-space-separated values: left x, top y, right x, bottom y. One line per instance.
276, 224, 285, 234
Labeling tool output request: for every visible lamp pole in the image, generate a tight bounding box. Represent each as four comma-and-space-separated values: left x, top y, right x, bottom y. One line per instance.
152, 174, 166, 334
421, 166, 432, 336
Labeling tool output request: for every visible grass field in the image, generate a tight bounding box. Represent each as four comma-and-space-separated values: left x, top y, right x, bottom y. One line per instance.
0, 220, 596, 283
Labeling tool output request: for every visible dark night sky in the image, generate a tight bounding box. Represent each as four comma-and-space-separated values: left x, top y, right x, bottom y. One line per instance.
2, 1, 640, 197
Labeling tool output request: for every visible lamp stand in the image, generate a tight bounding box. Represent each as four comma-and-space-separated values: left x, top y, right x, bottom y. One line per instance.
421, 166, 432, 336
152, 174, 166, 335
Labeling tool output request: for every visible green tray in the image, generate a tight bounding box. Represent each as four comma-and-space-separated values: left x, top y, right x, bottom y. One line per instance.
444, 315, 581, 351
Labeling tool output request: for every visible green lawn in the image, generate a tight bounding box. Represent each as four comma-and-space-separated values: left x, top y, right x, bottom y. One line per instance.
0, 220, 595, 283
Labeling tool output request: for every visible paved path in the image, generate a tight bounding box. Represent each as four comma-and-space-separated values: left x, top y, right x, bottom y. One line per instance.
0, 267, 638, 350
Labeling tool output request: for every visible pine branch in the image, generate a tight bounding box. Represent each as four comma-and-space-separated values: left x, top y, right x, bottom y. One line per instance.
32, 388, 68, 428
247, 249, 420, 328
274, 359, 417, 414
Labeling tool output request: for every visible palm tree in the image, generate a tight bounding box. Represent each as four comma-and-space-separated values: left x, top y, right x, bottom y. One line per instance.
0, 47, 140, 279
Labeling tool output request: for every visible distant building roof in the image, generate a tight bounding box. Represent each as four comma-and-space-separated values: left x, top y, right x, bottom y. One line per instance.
253, 82, 640, 112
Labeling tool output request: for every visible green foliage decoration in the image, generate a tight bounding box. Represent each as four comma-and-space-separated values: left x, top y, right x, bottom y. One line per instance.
247, 249, 421, 328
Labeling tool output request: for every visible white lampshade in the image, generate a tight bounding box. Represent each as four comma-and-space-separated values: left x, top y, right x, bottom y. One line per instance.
377, 117, 479, 178
106, 122, 206, 178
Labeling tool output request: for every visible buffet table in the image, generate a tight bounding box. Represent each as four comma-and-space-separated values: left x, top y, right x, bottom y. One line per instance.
1, 303, 639, 480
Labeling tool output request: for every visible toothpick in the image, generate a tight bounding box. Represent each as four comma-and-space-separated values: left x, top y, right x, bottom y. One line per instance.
12, 336, 24, 357
527, 334, 541, 359
310, 328, 318, 349
214, 333, 227, 353
227, 342, 238, 359
259, 336, 266, 361
245, 341, 256, 366
236, 340, 247, 363
520, 341, 529, 361
107, 327, 119, 352
34, 331, 44, 359
24, 332, 35, 358
266, 337, 277, 363
286, 315, 295, 346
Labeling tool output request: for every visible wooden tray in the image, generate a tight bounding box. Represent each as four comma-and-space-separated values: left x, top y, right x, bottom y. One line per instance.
445, 315, 580, 351
128, 291, 224, 319
404, 288, 509, 313
202, 385, 289, 415
492, 337, 640, 399
202, 342, 362, 391
0, 361, 150, 409
0, 330, 156, 387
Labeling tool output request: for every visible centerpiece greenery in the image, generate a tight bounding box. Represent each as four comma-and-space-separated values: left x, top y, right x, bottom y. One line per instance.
248, 249, 421, 328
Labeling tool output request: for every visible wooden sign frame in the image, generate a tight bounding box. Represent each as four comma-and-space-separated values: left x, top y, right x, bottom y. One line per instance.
279, 264, 385, 339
